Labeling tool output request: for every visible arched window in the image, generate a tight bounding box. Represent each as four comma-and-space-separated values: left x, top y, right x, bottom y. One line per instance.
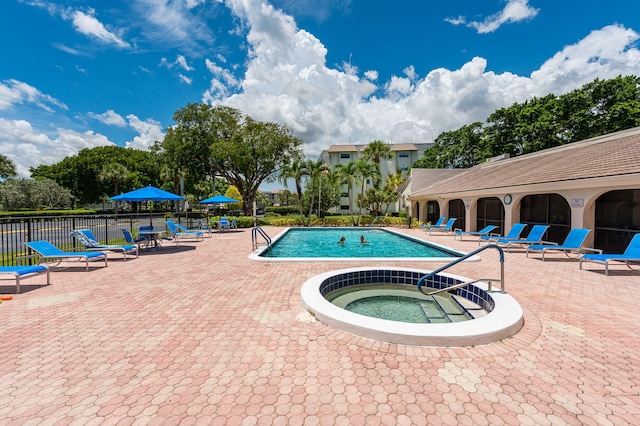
520, 194, 570, 243
426, 200, 440, 224
477, 197, 504, 235
594, 189, 640, 252
448, 199, 465, 231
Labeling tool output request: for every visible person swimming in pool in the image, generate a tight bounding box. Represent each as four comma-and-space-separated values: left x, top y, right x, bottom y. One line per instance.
360, 235, 368, 244
338, 236, 346, 244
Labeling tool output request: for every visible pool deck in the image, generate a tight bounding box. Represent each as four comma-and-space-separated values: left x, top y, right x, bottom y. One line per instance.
1, 226, 638, 425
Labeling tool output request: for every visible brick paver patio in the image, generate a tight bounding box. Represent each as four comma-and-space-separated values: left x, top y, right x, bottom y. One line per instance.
1, 226, 638, 425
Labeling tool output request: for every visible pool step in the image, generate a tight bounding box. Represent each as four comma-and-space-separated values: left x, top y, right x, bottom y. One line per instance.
419, 301, 448, 323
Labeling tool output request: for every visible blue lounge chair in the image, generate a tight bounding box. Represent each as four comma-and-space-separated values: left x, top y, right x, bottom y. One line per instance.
121, 228, 150, 250
494, 225, 550, 252
198, 219, 213, 237
71, 229, 138, 260
453, 225, 498, 241
218, 217, 232, 232
166, 220, 203, 246
579, 233, 640, 275
421, 217, 445, 232
428, 218, 456, 235
480, 223, 526, 246
175, 222, 208, 238
24, 240, 107, 271
526, 228, 593, 261
0, 265, 50, 294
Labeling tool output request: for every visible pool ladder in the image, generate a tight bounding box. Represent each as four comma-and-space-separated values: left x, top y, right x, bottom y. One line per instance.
251, 226, 272, 252
368, 215, 385, 229
417, 244, 506, 295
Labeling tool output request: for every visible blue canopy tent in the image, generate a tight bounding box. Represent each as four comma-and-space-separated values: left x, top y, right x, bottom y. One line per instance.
109, 185, 184, 226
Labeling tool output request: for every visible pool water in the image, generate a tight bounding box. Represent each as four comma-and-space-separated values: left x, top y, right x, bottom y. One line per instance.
327, 284, 483, 324
258, 228, 461, 259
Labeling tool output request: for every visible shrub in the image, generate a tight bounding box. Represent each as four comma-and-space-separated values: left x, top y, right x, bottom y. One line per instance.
268, 217, 304, 227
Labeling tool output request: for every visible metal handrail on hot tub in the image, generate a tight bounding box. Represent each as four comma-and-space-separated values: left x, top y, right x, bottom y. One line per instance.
417, 244, 506, 294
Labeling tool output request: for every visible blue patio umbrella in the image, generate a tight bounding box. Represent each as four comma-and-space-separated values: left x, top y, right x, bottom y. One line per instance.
109, 185, 184, 225
199, 194, 239, 217
109, 185, 184, 202
199, 194, 238, 204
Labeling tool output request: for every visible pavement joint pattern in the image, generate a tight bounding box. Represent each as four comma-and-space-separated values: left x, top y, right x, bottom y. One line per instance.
1, 226, 639, 425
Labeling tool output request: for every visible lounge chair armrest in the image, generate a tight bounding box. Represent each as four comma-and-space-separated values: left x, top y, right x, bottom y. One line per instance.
65, 247, 86, 253
539, 241, 558, 246
16, 254, 42, 265
581, 247, 602, 254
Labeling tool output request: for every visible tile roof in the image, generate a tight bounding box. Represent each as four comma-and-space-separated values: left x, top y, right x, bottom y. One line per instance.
391, 143, 417, 151
411, 126, 640, 197
327, 145, 360, 152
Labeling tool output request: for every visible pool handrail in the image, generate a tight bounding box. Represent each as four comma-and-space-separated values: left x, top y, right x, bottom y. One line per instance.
368, 216, 385, 229
251, 226, 272, 252
417, 244, 506, 294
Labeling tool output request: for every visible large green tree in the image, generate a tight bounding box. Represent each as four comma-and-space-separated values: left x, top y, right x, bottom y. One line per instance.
161, 104, 303, 215
415, 75, 640, 169
0, 155, 16, 179
30, 146, 162, 204
0, 178, 73, 210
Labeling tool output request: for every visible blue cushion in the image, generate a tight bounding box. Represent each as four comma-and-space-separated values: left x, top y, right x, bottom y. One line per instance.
0, 265, 47, 276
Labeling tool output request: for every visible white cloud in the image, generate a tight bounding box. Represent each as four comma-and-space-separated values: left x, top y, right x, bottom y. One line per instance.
5, 0, 640, 181
0, 118, 114, 176
202, 58, 241, 100
124, 115, 165, 150
70, 10, 131, 48
364, 70, 378, 81
175, 55, 194, 71
185, 0, 207, 9
131, 0, 215, 53
449, 0, 539, 34
179, 74, 193, 85
0, 79, 67, 112
211, 0, 640, 160
531, 25, 640, 94
444, 15, 466, 26
88, 110, 127, 127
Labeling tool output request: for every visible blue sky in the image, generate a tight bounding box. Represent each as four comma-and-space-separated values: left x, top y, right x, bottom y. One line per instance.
1, 0, 639, 188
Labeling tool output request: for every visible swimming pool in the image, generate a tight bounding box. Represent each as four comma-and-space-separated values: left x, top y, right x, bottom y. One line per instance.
249, 227, 477, 262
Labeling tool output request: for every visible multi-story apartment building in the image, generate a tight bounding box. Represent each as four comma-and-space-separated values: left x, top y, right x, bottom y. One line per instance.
320, 142, 432, 214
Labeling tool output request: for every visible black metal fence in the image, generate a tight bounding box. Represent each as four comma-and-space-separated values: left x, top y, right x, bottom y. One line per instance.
0, 213, 204, 266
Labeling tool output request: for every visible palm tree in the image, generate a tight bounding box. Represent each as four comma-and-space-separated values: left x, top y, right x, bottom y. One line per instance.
334, 161, 359, 225
361, 140, 393, 188
354, 159, 378, 224
98, 163, 131, 196
279, 158, 308, 225
304, 159, 329, 222
382, 172, 405, 214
